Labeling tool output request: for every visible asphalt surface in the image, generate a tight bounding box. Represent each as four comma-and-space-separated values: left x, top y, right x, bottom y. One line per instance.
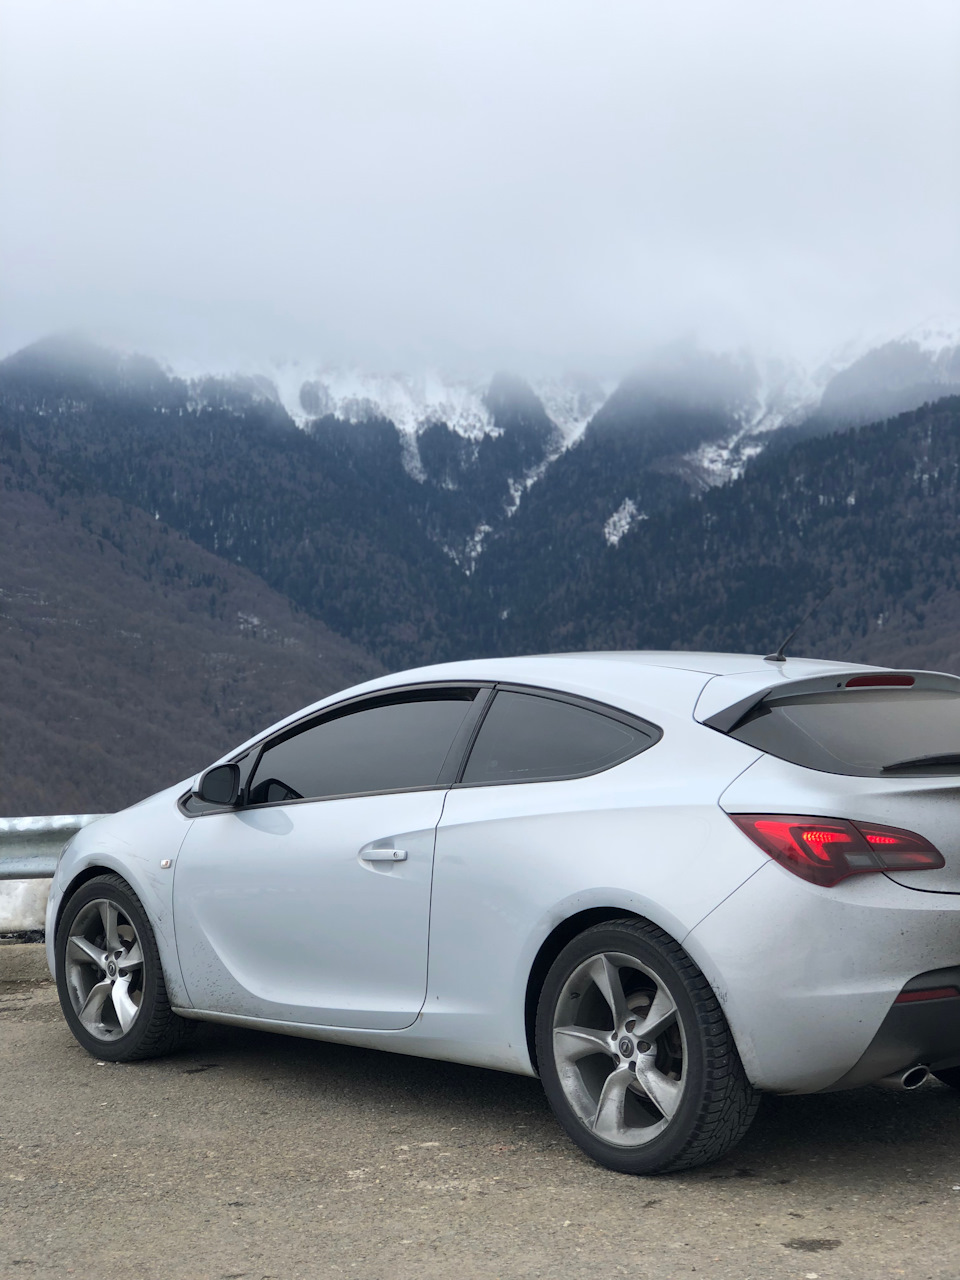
3, 942, 960, 1280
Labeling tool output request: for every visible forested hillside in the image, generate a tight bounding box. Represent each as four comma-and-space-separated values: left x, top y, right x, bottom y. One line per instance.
0, 338, 468, 669
486, 397, 960, 669
1, 400, 381, 813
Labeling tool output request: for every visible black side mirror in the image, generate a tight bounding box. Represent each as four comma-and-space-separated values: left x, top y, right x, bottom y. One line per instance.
195, 762, 241, 806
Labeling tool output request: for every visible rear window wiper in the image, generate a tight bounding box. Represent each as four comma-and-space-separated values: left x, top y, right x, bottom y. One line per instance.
881, 753, 960, 772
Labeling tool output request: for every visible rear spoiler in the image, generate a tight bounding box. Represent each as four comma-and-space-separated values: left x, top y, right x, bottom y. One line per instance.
694, 669, 960, 733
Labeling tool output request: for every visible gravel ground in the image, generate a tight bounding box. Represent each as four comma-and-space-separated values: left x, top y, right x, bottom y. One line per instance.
3, 943, 960, 1280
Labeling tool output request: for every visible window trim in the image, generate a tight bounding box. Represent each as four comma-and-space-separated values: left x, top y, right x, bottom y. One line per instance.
451, 682, 663, 789
179, 678, 663, 815
183, 681, 493, 814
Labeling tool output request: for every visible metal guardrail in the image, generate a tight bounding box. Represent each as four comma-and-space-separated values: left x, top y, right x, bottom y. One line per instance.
0, 815, 108, 879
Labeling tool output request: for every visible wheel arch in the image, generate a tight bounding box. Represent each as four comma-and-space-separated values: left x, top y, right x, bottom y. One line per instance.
52, 860, 189, 1008
53, 865, 124, 940
524, 907, 648, 1072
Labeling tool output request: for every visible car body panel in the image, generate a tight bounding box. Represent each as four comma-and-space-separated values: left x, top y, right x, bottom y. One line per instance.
425, 717, 766, 1073
719, 750, 960, 892
685, 860, 960, 1092
171, 790, 445, 1029
46, 780, 195, 1007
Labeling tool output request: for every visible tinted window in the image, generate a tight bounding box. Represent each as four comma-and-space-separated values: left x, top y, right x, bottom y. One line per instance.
247, 691, 477, 803
729, 688, 960, 777
461, 690, 655, 785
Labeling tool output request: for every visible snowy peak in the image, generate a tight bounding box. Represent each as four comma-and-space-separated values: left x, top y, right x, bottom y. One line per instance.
899, 315, 960, 357
294, 368, 494, 438
815, 316, 960, 426
291, 366, 614, 445
172, 358, 614, 446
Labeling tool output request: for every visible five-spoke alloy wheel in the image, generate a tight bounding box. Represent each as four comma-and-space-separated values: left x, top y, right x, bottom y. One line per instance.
63, 895, 146, 1040
55, 873, 195, 1062
536, 919, 759, 1174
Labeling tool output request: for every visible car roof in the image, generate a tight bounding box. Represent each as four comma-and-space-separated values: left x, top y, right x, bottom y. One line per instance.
213, 650, 891, 768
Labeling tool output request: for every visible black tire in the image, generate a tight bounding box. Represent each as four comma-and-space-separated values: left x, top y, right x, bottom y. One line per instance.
932, 1067, 960, 1090
55, 873, 196, 1062
535, 917, 759, 1174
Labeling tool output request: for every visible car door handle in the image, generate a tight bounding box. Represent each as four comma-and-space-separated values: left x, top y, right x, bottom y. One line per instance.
360, 848, 408, 862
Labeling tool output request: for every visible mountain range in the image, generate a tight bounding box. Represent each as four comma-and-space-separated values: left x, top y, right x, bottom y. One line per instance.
3, 321, 960, 813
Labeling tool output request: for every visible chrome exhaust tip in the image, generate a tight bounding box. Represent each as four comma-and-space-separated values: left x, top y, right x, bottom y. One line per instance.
876, 1065, 930, 1091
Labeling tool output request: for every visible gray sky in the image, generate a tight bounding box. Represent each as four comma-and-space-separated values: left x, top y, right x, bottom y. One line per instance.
2, 0, 959, 374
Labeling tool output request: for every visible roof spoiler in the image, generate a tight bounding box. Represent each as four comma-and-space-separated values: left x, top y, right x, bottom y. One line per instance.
695, 668, 960, 733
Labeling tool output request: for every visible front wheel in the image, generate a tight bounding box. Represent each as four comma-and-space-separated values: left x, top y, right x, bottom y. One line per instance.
535, 918, 759, 1174
55, 873, 195, 1062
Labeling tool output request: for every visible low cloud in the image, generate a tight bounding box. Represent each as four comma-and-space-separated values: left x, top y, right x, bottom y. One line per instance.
1, 0, 958, 372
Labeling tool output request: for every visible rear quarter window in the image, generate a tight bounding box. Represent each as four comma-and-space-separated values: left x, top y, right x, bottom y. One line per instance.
460, 689, 659, 785
728, 688, 960, 777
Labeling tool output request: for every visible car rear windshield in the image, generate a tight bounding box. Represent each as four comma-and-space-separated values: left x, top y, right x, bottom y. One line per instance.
728, 687, 960, 777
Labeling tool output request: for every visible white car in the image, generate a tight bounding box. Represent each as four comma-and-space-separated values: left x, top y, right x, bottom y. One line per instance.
47, 652, 960, 1174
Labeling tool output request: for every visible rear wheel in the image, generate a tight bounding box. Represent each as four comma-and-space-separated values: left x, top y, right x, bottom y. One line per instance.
55, 873, 195, 1061
536, 918, 759, 1174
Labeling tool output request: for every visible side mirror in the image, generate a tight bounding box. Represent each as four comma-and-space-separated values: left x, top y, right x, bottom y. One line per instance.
195, 762, 241, 806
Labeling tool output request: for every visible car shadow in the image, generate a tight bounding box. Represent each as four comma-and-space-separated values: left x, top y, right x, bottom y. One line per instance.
166, 1020, 960, 1181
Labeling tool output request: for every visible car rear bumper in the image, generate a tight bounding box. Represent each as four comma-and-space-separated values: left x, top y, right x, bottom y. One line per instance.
684, 862, 960, 1093
824, 966, 960, 1088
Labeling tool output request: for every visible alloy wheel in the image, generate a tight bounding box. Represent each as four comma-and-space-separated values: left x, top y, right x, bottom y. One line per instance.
63, 898, 145, 1041
552, 950, 686, 1147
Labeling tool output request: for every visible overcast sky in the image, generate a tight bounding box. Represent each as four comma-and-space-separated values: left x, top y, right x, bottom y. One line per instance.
1, 0, 958, 374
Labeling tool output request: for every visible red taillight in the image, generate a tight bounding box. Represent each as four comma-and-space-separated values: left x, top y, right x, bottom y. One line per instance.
730, 815, 945, 887
895, 986, 960, 1004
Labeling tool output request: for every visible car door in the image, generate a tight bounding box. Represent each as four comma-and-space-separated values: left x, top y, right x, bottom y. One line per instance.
173, 685, 487, 1030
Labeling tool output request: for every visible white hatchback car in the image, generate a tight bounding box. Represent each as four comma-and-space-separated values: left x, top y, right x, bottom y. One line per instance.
48, 652, 960, 1174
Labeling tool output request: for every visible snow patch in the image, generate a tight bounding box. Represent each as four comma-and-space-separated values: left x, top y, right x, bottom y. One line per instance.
532, 375, 612, 445
0, 879, 50, 932
604, 499, 646, 546
463, 523, 493, 574
441, 522, 495, 575
161, 353, 613, 449
680, 356, 825, 488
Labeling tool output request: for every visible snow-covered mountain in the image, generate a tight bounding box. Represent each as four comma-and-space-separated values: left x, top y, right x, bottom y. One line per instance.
155, 319, 960, 563
902, 315, 960, 355
17, 317, 955, 574
164, 355, 610, 444
810, 315, 960, 428
674, 319, 960, 488
162, 314, 960, 481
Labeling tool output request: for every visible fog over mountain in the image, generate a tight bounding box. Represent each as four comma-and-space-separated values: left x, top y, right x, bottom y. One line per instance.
163, 314, 960, 491
2, 1, 958, 374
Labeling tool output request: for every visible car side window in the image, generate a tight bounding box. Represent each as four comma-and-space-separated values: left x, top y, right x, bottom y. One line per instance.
246, 689, 480, 804
460, 689, 657, 786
